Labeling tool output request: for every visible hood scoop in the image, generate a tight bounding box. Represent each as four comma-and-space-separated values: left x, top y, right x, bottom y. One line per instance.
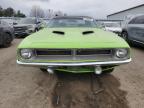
53, 31, 65, 35
82, 31, 94, 35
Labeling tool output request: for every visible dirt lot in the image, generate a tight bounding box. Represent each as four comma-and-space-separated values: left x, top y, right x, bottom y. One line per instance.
0, 39, 144, 108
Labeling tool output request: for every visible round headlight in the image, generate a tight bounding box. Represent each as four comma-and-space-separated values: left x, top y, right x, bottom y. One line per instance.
115, 49, 128, 58
20, 49, 33, 59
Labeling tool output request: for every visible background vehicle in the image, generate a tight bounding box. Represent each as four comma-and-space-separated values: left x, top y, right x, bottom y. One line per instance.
14, 17, 43, 37
102, 22, 122, 35
121, 14, 144, 45
1, 19, 16, 26
0, 20, 14, 47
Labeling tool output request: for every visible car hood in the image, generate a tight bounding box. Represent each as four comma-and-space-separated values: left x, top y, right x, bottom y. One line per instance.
14, 24, 34, 27
18, 28, 129, 49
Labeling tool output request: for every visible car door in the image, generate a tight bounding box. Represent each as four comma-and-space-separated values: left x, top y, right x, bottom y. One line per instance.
127, 15, 144, 43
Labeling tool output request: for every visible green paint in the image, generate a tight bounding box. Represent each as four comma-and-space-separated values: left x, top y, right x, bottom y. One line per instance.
17, 27, 130, 73
18, 28, 129, 49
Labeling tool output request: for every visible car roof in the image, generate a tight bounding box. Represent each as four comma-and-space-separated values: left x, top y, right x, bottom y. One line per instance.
125, 14, 144, 24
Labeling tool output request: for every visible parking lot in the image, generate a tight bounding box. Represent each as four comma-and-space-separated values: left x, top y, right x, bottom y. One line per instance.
0, 39, 143, 108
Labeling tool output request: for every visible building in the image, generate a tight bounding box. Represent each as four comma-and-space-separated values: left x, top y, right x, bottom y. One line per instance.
107, 4, 144, 20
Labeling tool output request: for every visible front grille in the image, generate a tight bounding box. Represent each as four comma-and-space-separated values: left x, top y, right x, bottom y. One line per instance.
33, 49, 113, 62
14, 26, 27, 32
36, 49, 72, 56
35, 49, 112, 56
77, 49, 111, 55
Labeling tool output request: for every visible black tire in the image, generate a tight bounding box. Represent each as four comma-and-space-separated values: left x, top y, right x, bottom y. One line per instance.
122, 31, 133, 45
3, 33, 12, 48
40, 68, 47, 72
35, 28, 39, 32
122, 31, 128, 41
103, 68, 114, 74
15, 35, 23, 38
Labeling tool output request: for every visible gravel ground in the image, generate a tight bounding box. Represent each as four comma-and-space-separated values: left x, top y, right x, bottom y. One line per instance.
0, 39, 144, 108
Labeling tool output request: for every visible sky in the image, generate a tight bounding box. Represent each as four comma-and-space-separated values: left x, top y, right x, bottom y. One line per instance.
0, 0, 144, 18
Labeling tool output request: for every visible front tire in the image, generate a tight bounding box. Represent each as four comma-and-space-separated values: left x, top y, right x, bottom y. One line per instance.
103, 68, 114, 74
40, 68, 47, 72
122, 31, 128, 41
35, 28, 39, 32
3, 33, 12, 48
122, 31, 133, 45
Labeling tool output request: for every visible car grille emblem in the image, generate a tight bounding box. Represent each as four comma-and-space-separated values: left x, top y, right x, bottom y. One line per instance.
72, 49, 76, 60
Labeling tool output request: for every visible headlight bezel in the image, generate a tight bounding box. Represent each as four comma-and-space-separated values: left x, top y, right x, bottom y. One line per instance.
115, 48, 129, 59
20, 49, 34, 59
27, 25, 35, 30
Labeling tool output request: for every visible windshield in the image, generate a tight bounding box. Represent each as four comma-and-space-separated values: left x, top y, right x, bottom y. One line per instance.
104, 23, 120, 27
19, 18, 36, 24
48, 18, 96, 27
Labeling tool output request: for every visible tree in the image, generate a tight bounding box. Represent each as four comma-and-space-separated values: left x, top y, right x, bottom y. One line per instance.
54, 11, 64, 17
30, 5, 45, 18
3, 7, 15, 17
0, 6, 3, 16
46, 9, 54, 18
0, 6, 26, 17
14, 10, 26, 17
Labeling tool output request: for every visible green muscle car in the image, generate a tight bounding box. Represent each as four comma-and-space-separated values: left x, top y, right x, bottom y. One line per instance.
17, 16, 131, 74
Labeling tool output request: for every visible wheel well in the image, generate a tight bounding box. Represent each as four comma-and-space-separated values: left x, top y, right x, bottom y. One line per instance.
122, 30, 127, 34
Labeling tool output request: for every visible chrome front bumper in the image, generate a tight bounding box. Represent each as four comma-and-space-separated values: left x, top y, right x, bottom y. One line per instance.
17, 58, 131, 67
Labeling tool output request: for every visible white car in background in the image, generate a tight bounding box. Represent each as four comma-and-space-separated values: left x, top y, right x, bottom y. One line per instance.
102, 22, 122, 35
14, 17, 43, 37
